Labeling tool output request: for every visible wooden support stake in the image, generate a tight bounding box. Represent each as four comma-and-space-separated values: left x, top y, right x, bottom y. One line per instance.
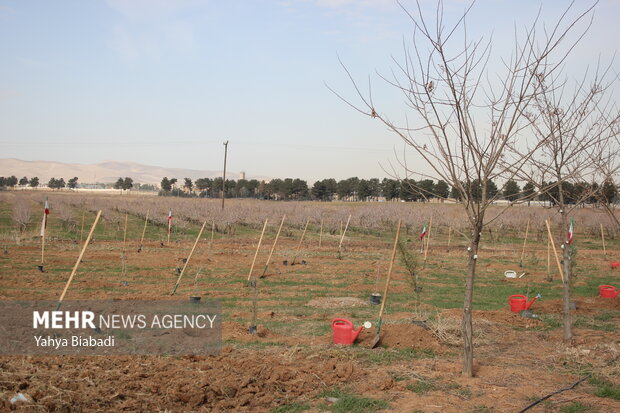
547, 236, 551, 278
57, 211, 102, 309
139, 209, 149, 249
447, 226, 452, 249
221, 141, 229, 210
167, 213, 171, 245
381, 219, 401, 310
520, 219, 530, 266
191, 267, 203, 297
121, 213, 128, 275
601, 223, 607, 256
292, 217, 310, 265
372, 219, 401, 348
41, 230, 45, 264
319, 218, 324, 248
211, 219, 215, 245
262, 215, 286, 277
247, 219, 269, 281
338, 214, 352, 256
41, 196, 49, 264
122, 213, 128, 252
545, 219, 564, 282
171, 220, 207, 295
80, 210, 85, 244
423, 215, 433, 262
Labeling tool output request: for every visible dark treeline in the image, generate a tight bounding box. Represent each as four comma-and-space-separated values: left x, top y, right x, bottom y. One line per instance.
0, 175, 156, 191
158, 176, 493, 201
537, 179, 618, 206
2, 174, 617, 204
0, 176, 74, 189
157, 176, 618, 203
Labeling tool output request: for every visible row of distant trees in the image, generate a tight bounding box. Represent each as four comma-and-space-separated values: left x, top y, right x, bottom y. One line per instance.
2, 173, 617, 205
113, 177, 134, 191
0, 176, 161, 191
158, 176, 619, 204
0, 176, 78, 189
2, 173, 616, 205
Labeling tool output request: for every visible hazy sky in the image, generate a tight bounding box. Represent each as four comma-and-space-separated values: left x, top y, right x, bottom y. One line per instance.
1, 0, 619, 182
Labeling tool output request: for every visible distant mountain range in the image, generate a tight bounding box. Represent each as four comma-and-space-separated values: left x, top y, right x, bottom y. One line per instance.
0, 159, 263, 186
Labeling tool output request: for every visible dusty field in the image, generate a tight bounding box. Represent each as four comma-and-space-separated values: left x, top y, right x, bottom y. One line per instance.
0, 196, 619, 412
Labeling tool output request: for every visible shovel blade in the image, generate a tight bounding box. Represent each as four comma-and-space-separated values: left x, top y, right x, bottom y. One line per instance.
371, 333, 381, 348
371, 318, 383, 349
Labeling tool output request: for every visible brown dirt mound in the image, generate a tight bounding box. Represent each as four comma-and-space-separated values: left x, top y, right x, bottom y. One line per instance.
534, 296, 620, 314
441, 308, 544, 328
355, 322, 445, 352
223, 321, 284, 343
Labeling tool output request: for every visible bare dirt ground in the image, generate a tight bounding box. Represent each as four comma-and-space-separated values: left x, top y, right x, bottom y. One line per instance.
0, 233, 619, 412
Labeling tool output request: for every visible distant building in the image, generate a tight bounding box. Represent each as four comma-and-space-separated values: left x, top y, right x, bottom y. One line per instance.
239, 171, 246, 180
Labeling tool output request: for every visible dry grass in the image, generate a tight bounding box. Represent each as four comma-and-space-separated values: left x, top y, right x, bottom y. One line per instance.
425, 312, 492, 347
5, 191, 620, 237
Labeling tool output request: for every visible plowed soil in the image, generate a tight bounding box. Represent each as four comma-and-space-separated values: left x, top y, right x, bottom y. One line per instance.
1, 234, 619, 412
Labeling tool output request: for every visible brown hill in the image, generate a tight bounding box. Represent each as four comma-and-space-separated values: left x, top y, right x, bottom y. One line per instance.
0, 159, 263, 185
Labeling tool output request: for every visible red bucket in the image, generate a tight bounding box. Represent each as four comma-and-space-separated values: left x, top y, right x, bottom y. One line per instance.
508, 295, 527, 312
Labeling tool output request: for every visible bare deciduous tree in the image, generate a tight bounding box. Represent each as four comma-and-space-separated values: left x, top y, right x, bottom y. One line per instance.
13, 200, 32, 233
520, 60, 620, 343
331, 0, 597, 376
58, 207, 75, 232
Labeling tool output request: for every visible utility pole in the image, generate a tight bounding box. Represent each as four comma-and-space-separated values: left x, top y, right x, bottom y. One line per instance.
221, 141, 229, 210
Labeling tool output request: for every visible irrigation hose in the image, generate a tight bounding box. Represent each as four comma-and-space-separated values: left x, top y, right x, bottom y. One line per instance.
518, 354, 620, 412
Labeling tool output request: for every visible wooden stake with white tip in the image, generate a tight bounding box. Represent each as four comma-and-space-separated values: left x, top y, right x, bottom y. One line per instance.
139, 209, 149, 251
545, 219, 564, 282
171, 219, 207, 295
519, 219, 530, 267
57, 210, 102, 310
292, 217, 310, 265
372, 219, 401, 349
338, 214, 352, 258
247, 219, 269, 281
261, 215, 285, 277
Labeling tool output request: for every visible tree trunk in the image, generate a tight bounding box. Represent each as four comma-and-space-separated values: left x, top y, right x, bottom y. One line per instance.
556, 176, 573, 344
463, 221, 483, 377
561, 211, 572, 343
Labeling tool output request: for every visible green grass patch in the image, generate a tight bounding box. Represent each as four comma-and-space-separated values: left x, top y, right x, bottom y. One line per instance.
468, 406, 493, 413
590, 376, 620, 400
406, 380, 435, 394
222, 339, 287, 350
560, 402, 592, 413
593, 311, 619, 322
271, 402, 310, 413
574, 315, 617, 332
317, 388, 388, 413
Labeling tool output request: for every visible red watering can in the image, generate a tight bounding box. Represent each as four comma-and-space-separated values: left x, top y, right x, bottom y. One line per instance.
331, 318, 363, 345
599, 285, 620, 299
508, 294, 541, 312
